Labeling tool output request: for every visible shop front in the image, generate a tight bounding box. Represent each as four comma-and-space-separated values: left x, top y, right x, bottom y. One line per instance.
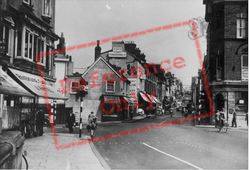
0, 66, 33, 169
138, 91, 156, 116
7, 67, 66, 126
100, 95, 133, 121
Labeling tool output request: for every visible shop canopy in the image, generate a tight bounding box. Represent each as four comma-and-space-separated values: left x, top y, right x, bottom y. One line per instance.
0, 68, 33, 97
8, 68, 66, 100
152, 96, 161, 104
139, 92, 152, 103
122, 96, 134, 104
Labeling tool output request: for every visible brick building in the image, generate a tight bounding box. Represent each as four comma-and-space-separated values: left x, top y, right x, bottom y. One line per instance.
203, 0, 248, 124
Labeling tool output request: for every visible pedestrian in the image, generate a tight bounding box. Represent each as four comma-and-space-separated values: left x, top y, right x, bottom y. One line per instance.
87, 112, 97, 132
36, 109, 45, 136
231, 108, 237, 128
67, 112, 75, 133
219, 109, 225, 128
215, 110, 220, 128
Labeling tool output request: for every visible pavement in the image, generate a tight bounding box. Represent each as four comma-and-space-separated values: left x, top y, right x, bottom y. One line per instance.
22, 131, 109, 170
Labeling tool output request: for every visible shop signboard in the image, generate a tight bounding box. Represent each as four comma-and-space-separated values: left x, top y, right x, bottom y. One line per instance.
9, 68, 64, 99
108, 51, 127, 58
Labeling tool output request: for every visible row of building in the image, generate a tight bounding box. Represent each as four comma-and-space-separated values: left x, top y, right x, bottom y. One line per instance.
57, 40, 183, 123
191, 0, 248, 125
0, 0, 185, 149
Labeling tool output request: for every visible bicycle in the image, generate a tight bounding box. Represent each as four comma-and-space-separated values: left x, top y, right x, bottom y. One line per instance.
22, 151, 28, 170
89, 122, 97, 138
20, 120, 34, 138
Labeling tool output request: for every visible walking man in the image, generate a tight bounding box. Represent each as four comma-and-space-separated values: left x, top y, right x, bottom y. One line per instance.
231, 108, 237, 128
67, 112, 75, 133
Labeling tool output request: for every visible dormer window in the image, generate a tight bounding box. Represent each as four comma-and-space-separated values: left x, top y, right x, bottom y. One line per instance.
43, 0, 52, 17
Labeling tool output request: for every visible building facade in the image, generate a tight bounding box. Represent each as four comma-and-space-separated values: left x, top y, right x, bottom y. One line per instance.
0, 0, 60, 168
0, 0, 60, 128
203, 0, 248, 124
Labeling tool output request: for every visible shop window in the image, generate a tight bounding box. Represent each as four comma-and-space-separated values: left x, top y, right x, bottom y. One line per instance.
71, 81, 79, 93
106, 81, 115, 92
43, 0, 52, 17
236, 14, 247, 39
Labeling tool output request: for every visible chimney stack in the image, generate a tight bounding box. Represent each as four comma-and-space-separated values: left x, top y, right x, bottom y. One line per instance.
57, 32, 66, 55
95, 40, 101, 61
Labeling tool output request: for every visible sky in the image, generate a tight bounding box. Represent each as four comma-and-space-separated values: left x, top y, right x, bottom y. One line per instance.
55, 0, 207, 86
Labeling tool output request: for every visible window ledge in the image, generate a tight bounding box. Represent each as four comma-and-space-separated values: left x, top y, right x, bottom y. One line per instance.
42, 15, 52, 23
22, 2, 34, 11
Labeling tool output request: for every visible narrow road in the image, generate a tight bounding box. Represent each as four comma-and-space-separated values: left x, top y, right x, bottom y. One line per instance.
93, 111, 248, 169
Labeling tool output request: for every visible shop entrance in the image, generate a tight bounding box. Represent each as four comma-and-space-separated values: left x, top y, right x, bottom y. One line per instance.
215, 93, 225, 111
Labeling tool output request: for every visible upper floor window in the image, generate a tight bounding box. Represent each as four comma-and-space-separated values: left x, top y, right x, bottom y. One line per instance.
24, 29, 34, 61
71, 81, 79, 93
43, 0, 52, 17
241, 55, 248, 81
0, 25, 14, 57
236, 13, 247, 39
106, 80, 115, 92
24, 28, 46, 65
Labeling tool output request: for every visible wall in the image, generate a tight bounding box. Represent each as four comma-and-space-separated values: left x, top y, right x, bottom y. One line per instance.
8, 0, 55, 28
54, 62, 66, 94
72, 59, 127, 122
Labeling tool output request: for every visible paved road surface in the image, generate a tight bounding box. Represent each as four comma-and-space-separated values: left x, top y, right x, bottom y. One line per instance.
93, 112, 248, 169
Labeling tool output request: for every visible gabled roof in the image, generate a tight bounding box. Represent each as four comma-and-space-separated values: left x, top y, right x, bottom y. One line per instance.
82, 57, 130, 83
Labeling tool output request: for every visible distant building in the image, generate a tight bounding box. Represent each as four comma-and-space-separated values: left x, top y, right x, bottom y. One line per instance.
203, 0, 248, 123
100, 41, 147, 112
54, 33, 74, 123
80, 57, 130, 122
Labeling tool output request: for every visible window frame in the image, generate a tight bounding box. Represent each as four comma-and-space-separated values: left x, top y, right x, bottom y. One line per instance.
42, 0, 52, 17
241, 55, 248, 81
70, 81, 80, 94
106, 80, 115, 93
236, 14, 247, 39
24, 28, 33, 61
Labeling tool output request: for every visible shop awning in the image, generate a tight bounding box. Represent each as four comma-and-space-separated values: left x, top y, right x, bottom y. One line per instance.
0, 68, 33, 97
152, 96, 161, 104
8, 68, 67, 100
122, 96, 134, 104
145, 94, 157, 104
139, 92, 152, 103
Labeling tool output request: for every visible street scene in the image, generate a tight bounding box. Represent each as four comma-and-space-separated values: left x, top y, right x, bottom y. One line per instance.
0, 0, 248, 169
